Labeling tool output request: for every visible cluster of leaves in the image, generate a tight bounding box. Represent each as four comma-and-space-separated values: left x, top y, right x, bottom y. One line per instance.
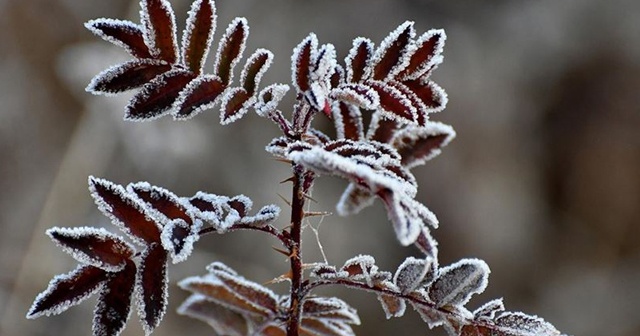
26, 177, 279, 335
27, 0, 569, 336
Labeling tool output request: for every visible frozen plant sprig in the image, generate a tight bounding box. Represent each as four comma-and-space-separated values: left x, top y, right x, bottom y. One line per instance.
27, 1, 568, 336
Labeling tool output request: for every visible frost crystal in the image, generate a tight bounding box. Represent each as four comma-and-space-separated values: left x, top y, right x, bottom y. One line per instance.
428, 258, 490, 308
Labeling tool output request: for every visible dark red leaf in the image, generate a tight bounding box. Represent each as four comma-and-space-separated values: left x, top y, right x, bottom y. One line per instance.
125, 69, 196, 121
27, 265, 106, 318
388, 81, 429, 125
89, 177, 161, 245
403, 79, 447, 113
372, 22, 414, 81
181, 0, 216, 74
93, 260, 136, 336
392, 123, 454, 169
85, 19, 151, 58
367, 114, 400, 143
345, 38, 373, 83
137, 244, 168, 334
241, 49, 273, 96
47, 227, 134, 271
141, 0, 178, 63
86, 59, 171, 95
214, 18, 249, 85
173, 75, 226, 120
292, 34, 317, 92
398, 29, 445, 80
220, 87, 251, 124
128, 182, 193, 225
368, 82, 416, 123
160, 219, 192, 258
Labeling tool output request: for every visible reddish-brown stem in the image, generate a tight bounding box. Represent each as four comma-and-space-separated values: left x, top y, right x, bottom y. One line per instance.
286, 164, 307, 336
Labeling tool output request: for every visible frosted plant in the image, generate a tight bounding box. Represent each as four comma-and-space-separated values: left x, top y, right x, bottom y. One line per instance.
27, 1, 568, 336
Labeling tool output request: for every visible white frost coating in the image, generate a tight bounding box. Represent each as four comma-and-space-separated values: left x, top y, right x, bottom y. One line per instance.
139, 0, 178, 59
369, 81, 418, 123
494, 312, 561, 336
303, 297, 361, 325
180, 0, 217, 73
291, 33, 318, 93
336, 183, 374, 216
473, 298, 505, 321
239, 204, 280, 227
134, 246, 168, 335
410, 301, 446, 329
127, 181, 199, 226
422, 80, 448, 114
340, 254, 376, 283
219, 87, 255, 125
366, 21, 416, 81
177, 294, 250, 336
415, 226, 439, 261
172, 74, 224, 121
205, 261, 238, 276
86, 59, 168, 96
380, 191, 438, 246
211, 269, 279, 316
160, 218, 202, 264
239, 48, 274, 93
401, 29, 446, 81
254, 83, 290, 117
306, 81, 328, 111
84, 19, 146, 57
26, 265, 105, 319
213, 17, 249, 85
301, 318, 356, 336
428, 258, 490, 308
188, 191, 227, 226
312, 43, 337, 82
391, 121, 456, 169
88, 176, 161, 246
46, 227, 134, 272
345, 37, 374, 83
310, 264, 338, 279
393, 256, 432, 294
330, 84, 380, 110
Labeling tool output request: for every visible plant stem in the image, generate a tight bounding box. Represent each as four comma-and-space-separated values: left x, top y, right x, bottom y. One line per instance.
286, 164, 307, 336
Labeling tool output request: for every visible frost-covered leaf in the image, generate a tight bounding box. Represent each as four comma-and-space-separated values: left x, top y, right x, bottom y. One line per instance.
85, 19, 151, 59
292, 33, 318, 93
241, 49, 273, 96
255, 84, 290, 118
310, 264, 339, 279
336, 183, 375, 216
89, 176, 161, 245
492, 312, 561, 336
331, 84, 380, 111
375, 282, 406, 319
227, 195, 252, 218
220, 87, 253, 125
214, 18, 249, 85
378, 190, 438, 246
428, 259, 490, 308
27, 265, 106, 319
415, 226, 438, 260
367, 113, 400, 144
125, 69, 196, 121
181, 0, 216, 74
160, 218, 201, 263
128, 181, 195, 225
340, 255, 376, 279
177, 294, 250, 336
140, 0, 178, 63
93, 260, 136, 336
300, 318, 356, 336
302, 297, 360, 325
46, 227, 134, 272
311, 43, 337, 83
472, 298, 504, 321
393, 256, 434, 294
369, 81, 417, 123
86, 59, 171, 95
398, 29, 446, 81
369, 21, 415, 81
331, 102, 364, 141
411, 302, 447, 329
179, 266, 279, 317
136, 244, 168, 334
240, 204, 280, 227
392, 121, 455, 169
403, 79, 448, 114
172, 74, 225, 120
345, 37, 374, 83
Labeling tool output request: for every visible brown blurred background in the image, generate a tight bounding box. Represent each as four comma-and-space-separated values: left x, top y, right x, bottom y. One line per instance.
1, 0, 639, 335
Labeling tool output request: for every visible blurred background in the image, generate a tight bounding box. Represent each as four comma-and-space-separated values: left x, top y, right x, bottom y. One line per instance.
1, 0, 639, 335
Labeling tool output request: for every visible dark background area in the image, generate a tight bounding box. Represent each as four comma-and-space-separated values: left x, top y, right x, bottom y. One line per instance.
1, 0, 639, 335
